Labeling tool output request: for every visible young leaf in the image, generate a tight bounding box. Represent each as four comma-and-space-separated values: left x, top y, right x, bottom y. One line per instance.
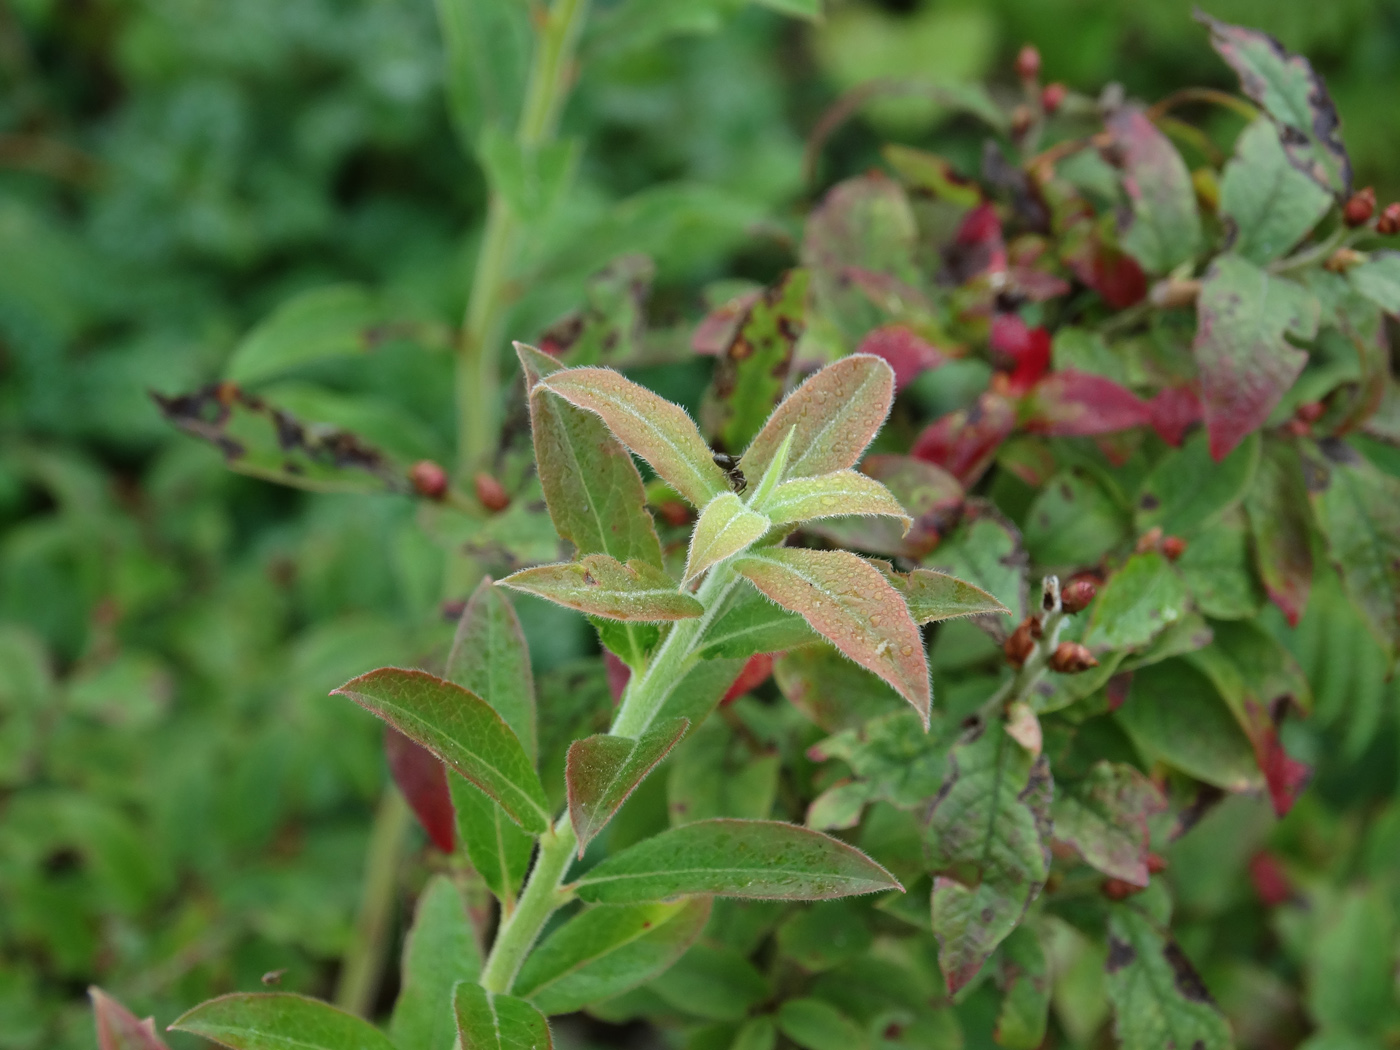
924, 721, 1052, 994
499, 555, 703, 622
811, 454, 963, 559
927, 502, 1029, 632
450, 775, 534, 909
517, 344, 664, 570
573, 818, 902, 903
332, 668, 551, 833
448, 577, 537, 760
880, 566, 1009, 624
171, 993, 396, 1050
685, 494, 772, 581
741, 355, 895, 483
567, 718, 689, 854
453, 983, 552, 1050
1104, 105, 1202, 275
734, 547, 930, 722
1346, 251, 1400, 314
1220, 119, 1332, 264
384, 727, 456, 853
91, 988, 170, 1050
695, 580, 819, 660
538, 367, 729, 507
1083, 552, 1189, 653
1052, 762, 1167, 886
1244, 437, 1315, 625
760, 470, 912, 531
995, 926, 1050, 1050
1105, 905, 1232, 1050
514, 898, 711, 1015
390, 876, 482, 1050
435, 0, 530, 149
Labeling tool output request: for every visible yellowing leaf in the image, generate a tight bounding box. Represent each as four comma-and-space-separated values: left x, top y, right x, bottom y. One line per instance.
760, 470, 911, 531
685, 493, 772, 581
499, 555, 703, 622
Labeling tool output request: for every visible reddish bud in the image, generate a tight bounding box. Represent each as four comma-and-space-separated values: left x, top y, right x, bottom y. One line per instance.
1049, 641, 1098, 673
1248, 851, 1292, 907
1295, 401, 1325, 424
1285, 418, 1311, 437
409, 460, 449, 500
1040, 82, 1067, 115
1136, 526, 1163, 554
1015, 44, 1041, 81
1010, 104, 1034, 140
721, 653, 774, 706
473, 472, 510, 512
1061, 578, 1097, 614
1146, 852, 1169, 875
1377, 202, 1400, 235
657, 500, 691, 528
1004, 619, 1037, 669
1343, 186, 1375, 227
1161, 535, 1188, 561
1102, 877, 1144, 900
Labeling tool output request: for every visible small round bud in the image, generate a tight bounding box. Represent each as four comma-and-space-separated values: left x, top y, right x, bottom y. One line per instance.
1343, 186, 1375, 227
1049, 641, 1098, 674
1162, 535, 1188, 561
1146, 852, 1169, 875
1377, 202, 1400, 235
473, 472, 510, 512
1101, 877, 1144, 900
1061, 578, 1098, 614
1004, 619, 1037, 670
1324, 247, 1364, 273
1015, 44, 1041, 81
409, 460, 448, 500
1295, 400, 1325, 424
1040, 82, 1067, 115
1010, 104, 1034, 140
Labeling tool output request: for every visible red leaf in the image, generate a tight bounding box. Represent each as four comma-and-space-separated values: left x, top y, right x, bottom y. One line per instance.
1145, 385, 1202, 446
1025, 371, 1148, 436
720, 653, 775, 707
1248, 851, 1292, 907
911, 391, 1017, 487
857, 324, 948, 391
1007, 265, 1072, 303
1065, 234, 1148, 309
947, 202, 1007, 281
990, 315, 1051, 393
603, 650, 631, 702
385, 726, 456, 853
692, 290, 761, 355
1254, 724, 1312, 817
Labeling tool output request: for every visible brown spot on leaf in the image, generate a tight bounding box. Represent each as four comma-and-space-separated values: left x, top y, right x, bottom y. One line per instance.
1163, 941, 1215, 1004
1105, 936, 1136, 973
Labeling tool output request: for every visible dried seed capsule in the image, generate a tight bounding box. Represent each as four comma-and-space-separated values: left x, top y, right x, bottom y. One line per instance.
1343, 186, 1375, 227
1049, 641, 1098, 673
1004, 618, 1037, 669
409, 460, 448, 500
1061, 578, 1097, 614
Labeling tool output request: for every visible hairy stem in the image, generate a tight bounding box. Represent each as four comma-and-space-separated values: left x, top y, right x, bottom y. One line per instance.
335, 788, 413, 1015
478, 820, 578, 993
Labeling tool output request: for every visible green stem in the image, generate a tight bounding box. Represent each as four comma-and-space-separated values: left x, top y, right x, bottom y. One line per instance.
1268, 224, 1354, 276
478, 820, 578, 993
335, 787, 413, 1015
978, 577, 1067, 723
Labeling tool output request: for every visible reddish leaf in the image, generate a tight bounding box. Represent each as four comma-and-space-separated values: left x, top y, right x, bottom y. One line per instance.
990, 315, 1051, 393
692, 290, 761, 355
499, 555, 704, 622
1052, 762, 1167, 886
911, 391, 1017, 487
721, 653, 775, 706
1145, 385, 1202, 447
857, 324, 948, 391
1024, 371, 1148, 437
567, 719, 689, 853
1248, 851, 1292, 907
813, 455, 963, 559
603, 650, 631, 702
1065, 232, 1148, 309
91, 988, 171, 1050
947, 202, 1007, 282
1104, 105, 1202, 274
385, 727, 456, 853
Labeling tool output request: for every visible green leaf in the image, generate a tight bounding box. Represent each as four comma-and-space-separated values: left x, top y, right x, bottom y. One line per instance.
1192, 254, 1319, 460
926, 503, 1028, 629
756, 0, 821, 19
778, 998, 867, 1050
730, 1017, 778, 1050
883, 144, 983, 207
1136, 431, 1260, 537
332, 668, 550, 833
667, 716, 780, 825
390, 877, 482, 1050
1052, 762, 1166, 886
924, 722, 1051, 993
1024, 467, 1130, 568
499, 555, 703, 622
567, 719, 689, 853
1347, 251, 1400, 314
734, 547, 931, 724
224, 285, 389, 386
1084, 552, 1189, 653
879, 566, 1008, 625
450, 775, 534, 909
696, 580, 819, 659
649, 943, 773, 1021
703, 270, 809, 452
810, 710, 950, 809
1220, 119, 1333, 264
583, 0, 746, 58
1104, 904, 1232, 1050
1105, 105, 1202, 274
517, 344, 664, 569
453, 983, 551, 1050
648, 656, 748, 729
171, 994, 396, 1050
573, 818, 901, 904
1240, 436, 1314, 623
741, 355, 895, 483
1201, 13, 1351, 194
995, 925, 1050, 1050
478, 129, 579, 224
761, 470, 911, 531
514, 898, 711, 1016
1175, 510, 1266, 621
773, 643, 904, 732
91, 988, 171, 1050
449, 578, 536, 761
539, 367, 729, 507
685, 494, 772, 581
435, 0, 531, 149
1307, 888, 1397, 1033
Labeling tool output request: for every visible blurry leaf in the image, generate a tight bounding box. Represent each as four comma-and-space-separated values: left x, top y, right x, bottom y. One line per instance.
1201, 13, 1351, 194
1024, 371, 1148, 438
762, 470, 910, 531
1024, 467, 1130, 568
696, 580, 819, 659
171, 993, 396, 1050
927, 503, 1028, 634
924, 722, 1051, 994
685, 494, 771, 581
449, 578, 537, 760
776, 901, 873, 972
1052, 762, 1166, 886
810, 710, 950, 809
995, 925, 1050, 1050
583, 0, 745, 57
1346, 251, 1400, 314
1105, 105, 1202, 274
225, 285, 403, 386
1220, 120, 1332, 264
667, 716, 779, 825
881, 566, 1008, 624
773, 643, 903, 733
756, 0, 821, 18
384, 728, 456, 853
500, 555, 702, 622
540, 255, 654, 366
812, 455, 962, 559
573, 819, 901, 903
778, 998, 867, 1050
883, 145, 982, 207
450, 776, 534, 909
91, 988, 170, 1050
515, 898, 711, 1016
911, 391, 1017, 487
568, 718, 688, 852
650, 943, 772, 1021
453, 983, 551, 1050
1084, 552, 1189, 653
435, 0, 531, 149
479, 129, 580, 223
734, 547, 931, 724
1192, 254, 1319, 461
1136, 431, 1260, 537
1104, 904, 1232, 1050
333, 668, 550, 833
1175, 510, 1265, 621
1306, 888, 1396, 1033
857, 324, 950, 392
390, 877, 481, 1050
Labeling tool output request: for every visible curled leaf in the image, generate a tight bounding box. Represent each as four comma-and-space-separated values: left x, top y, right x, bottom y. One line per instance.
685, 494, 772, 581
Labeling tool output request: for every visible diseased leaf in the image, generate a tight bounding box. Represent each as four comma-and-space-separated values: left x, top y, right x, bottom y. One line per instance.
1136, 431, 1260, 537
1347, 251, 1400, 315
1175, 510, 1266, 621
696, 580, 819, 660
332, 668, 550, 833
450, 775, 534, 909
515, 898, 711, 1016
449, 577, 537, 761
1084, 552, 1189, 654
539, 367, 728, 507
927, 502, 1029, 635
733, 547, 931, 724
924, 721, 1052, 994
573, 818, 902, 903
995, 926, 1050, 1050
1220, 119, 1333, 264
911, 391, 1018, 487
453, 983, 551, 1050
499, 555, 703, 622
685, 494, 772, 581
741, 355, 895, 483
761, 470, 911, 531
171, 993, 396, 1050
385, 728, 456, 853
1105, 105, 1203, 275
1192, 254, 1319, 461
1104, 905, 1232, 1050
1052, 762, 1167, 886
810, 709, 950, 809
1024, 371, 1147, 437
880, 566, 1009, 624
91, 988, 170, 1050
567, 719, 689, 853
1244, 437, 1315, 625
390, 877, 482, 1050
773, 643, 904, 733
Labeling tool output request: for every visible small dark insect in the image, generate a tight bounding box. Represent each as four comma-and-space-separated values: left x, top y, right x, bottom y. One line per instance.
712, 452, 747, 494
261, 969, 287, 986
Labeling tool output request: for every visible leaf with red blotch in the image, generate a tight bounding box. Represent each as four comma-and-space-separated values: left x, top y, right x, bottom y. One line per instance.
692, 290, 762, 355
1052, 762, 1167, 886
91, 988, 171, 1050
567, 719, 689, 854
1024, 371, 1148, 437
911, 391, 1017, 487
1192, 255, 1319, 460
1145, 385, 1203, 447
385, 727, 456, 853
1105, 105, 1203, 274
946, 201, 1008, 283
603, 650, 630, 702
733, 547, 931, 724
721, 653, 774, 706
500, 555, 704, 622
1244, 437, 1315, 626
1064, 228, 1148, 309
857, 325, 948, 391
990, 315, 1051, 393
